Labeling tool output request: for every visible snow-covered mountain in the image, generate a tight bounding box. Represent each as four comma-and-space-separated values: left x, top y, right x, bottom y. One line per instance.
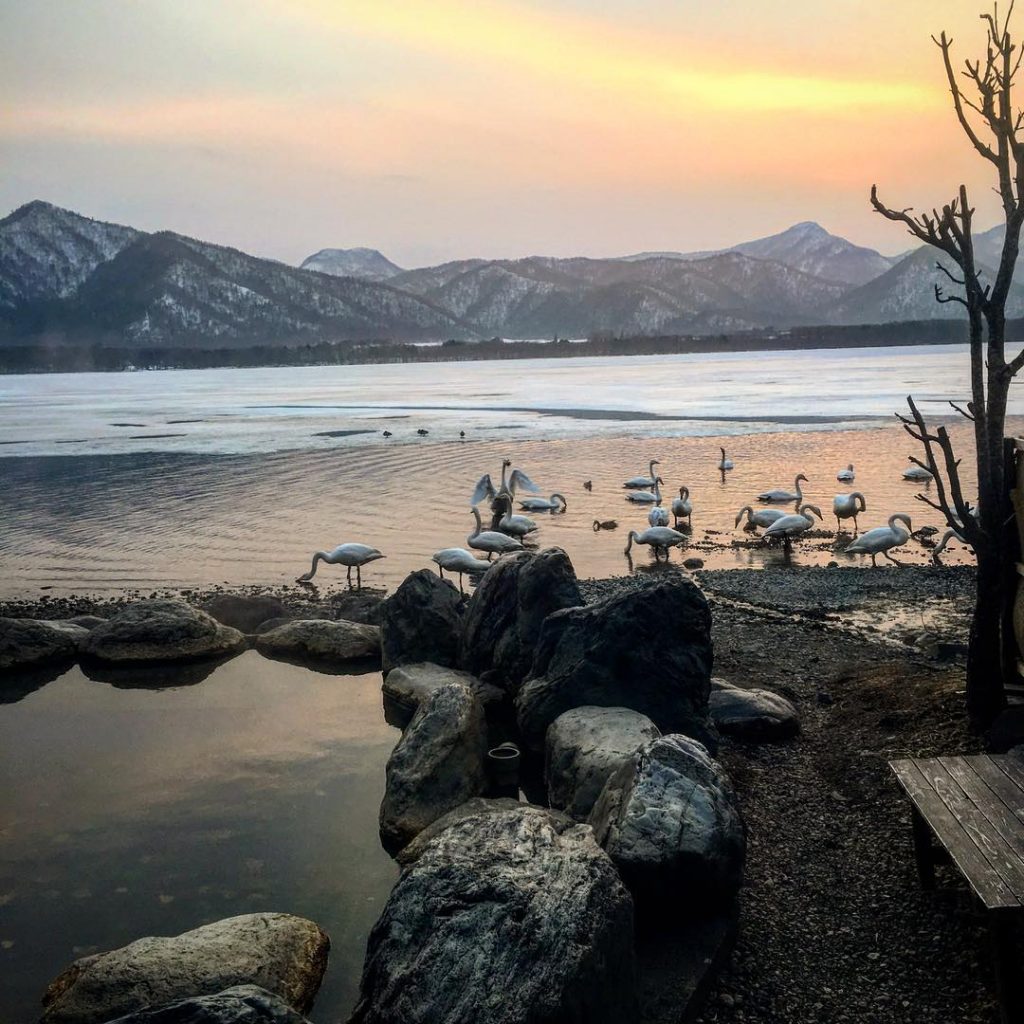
620, 222, 894, 287
835, 245, 1024, 323
0, 203, 470, 346
0, 200, 140, 309
300, 247, 403, 281
2, 200, 1018, 352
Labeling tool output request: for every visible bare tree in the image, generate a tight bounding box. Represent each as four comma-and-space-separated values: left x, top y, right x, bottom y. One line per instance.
871, 4, 1023, 728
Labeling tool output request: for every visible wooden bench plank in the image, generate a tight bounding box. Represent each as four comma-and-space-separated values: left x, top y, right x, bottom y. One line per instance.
964, 756, 1024, 822
917, 759, 1024, 901
890, 759, 1020, 909
941, 758, 1024, 876
993, 755, 1024, 796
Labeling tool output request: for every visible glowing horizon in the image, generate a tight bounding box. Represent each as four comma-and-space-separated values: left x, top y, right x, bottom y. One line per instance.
0, 0, 1009, 267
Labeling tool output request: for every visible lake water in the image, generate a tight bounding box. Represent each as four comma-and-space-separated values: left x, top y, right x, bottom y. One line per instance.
0, 344, 1013, 1022
0, 344, 1018, 596
0, 653, 398, 1024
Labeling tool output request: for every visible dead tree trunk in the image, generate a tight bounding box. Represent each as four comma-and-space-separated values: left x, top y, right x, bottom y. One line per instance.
872, 7, 1024, 728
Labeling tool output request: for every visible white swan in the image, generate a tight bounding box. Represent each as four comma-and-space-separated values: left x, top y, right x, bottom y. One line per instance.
432, 547, 491, 591
626, 477, 663, 504
497, 496, 539, 538
837, 463, 855, 482
623, 460, 660, 489
833, 492, 867, 534
624, 526, 687, 561
297, 543, 385, 586
671, 485, 693, 527
468, 507, 524, 559
763, 504, 823, 545
471, 459, 541, 504
648, 505, 670, 527
718, 447, 734, 471
757, 473, 808, 504
845, 513, 912, 567
735, 505, 787, 530
932, 507, 979, 565
518, 493, 567, 511
902, 462, 933, 481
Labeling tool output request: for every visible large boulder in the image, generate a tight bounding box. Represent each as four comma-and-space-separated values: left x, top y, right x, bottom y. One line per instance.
101, 985, 311, 1023
709, 680, 799, 741
589, 735, 745, 917
395, 796, 525, 865
350, 806, 637, 1024
382, 662, 505, 730
200, 595, 290, 635
516, 578, 714, 751
379, 683, 488, 854
545, 706, 661, 820
254, 619, 380, 664
40, 913, 329, 1024
0, 617, 85, 671
460, 548, 582, 691
380, 570, 462, 674
80, 601, 246, 665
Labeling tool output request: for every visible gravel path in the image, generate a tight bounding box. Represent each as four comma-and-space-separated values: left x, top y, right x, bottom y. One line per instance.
582, 572, 998, 1023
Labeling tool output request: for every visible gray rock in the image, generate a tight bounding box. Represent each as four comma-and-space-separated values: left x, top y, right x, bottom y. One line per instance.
69, 615, 108, 630
460, 548, 582, 691
41, 913, 329, 1024
516, 577, 714, 751
380, 570, 462, 674
382, 662, 505, 730
328, 592, 385, 626
589, 735, 745, 917
379, 683, 488, 854
80, 601, 246, 666
545, 706, 661, 820
0, 617, 83, 671
101, 985, 311, 1023
350, 805, 637, 1024
252, 617, 303, 635
709, 683, 799, 741
200, 595, 290, 635
254, 619, 380, 664
395, 796, 525, 865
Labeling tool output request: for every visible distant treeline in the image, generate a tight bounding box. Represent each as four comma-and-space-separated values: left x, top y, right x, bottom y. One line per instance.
0, 319, 988, 374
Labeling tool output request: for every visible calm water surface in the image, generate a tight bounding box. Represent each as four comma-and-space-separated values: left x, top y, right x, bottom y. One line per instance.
0, 345, 1014, 1021
0, 653, 398, 1023
1, 344, 1017, 595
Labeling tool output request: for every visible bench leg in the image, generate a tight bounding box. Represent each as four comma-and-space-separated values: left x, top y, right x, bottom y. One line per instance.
911, 806, 937, 890
990, 913, 1022, 1024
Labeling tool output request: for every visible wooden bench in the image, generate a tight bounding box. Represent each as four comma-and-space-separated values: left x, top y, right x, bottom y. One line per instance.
890, 755, 1024, 1024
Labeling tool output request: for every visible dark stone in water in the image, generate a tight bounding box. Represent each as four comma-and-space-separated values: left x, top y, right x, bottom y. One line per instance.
40, 913, 329, 1024
80, 600, 246, 666
460, 548, 582, 692
351, 805, 637, 1024
201, 595, 289, 634
516, 577, 714, 751
378, 682, 488, 854
100, 985, 312, 1023
380, 570, 462, 674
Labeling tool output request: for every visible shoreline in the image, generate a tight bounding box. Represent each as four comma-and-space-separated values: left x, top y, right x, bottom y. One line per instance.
1, 562, 976, 651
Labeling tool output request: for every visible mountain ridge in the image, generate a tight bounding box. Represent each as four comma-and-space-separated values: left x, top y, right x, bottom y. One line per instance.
0, 200, 1011, 352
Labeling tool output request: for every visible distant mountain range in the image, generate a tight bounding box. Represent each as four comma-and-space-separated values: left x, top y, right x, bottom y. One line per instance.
3, 200, 1022, 352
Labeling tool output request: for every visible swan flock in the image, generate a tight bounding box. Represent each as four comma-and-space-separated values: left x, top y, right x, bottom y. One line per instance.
295, 447, 962, 586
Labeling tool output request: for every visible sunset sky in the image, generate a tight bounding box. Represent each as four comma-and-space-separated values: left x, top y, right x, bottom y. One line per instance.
0, 1, 1010, 267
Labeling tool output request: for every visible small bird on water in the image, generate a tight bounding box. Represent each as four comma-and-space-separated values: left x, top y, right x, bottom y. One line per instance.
593, 519, 618, 531
417, 428, 429, 436
583, 480, 593, 491
382, 430, 392, 437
